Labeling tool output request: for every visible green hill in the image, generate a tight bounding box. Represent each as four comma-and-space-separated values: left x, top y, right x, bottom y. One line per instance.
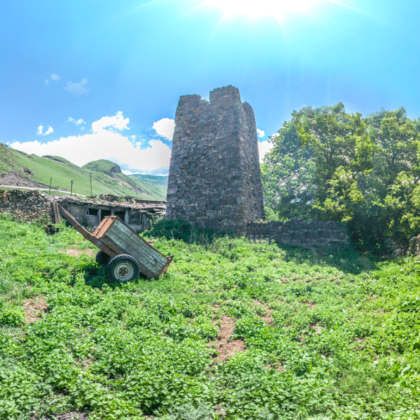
82, 159, 122, 174
129, 174, 168, 186
0, 144, 166, 200
82, 159, 167, 200
43, 155, 79, 167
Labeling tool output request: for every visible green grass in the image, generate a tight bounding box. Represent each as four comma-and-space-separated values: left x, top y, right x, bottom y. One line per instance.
0, 144, 167, 200
43, 156, 79, 167
1, 216, 420, 419
82, 159, 121, 173
129, 174, 168, 186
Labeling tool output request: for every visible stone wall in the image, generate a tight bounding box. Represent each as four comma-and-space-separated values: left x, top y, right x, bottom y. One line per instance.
0, 189, 350, 250
0, 189, 162, 233
0, 189, 53, 222
246, 220, 349, 249
166, 85, 264, 233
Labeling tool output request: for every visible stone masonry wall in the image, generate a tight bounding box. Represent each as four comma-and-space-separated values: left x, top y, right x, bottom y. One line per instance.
166, 85, 264, 233
0, 189, 350, 250
246, 220, 349, 249
0, 189, 53, 222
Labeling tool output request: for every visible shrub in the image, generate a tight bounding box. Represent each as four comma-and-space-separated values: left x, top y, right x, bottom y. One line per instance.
0, 306, 25, 327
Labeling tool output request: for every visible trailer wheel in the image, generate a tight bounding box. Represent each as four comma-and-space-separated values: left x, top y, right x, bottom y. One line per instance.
106, 254, 140, 283
96, 250, 110, 266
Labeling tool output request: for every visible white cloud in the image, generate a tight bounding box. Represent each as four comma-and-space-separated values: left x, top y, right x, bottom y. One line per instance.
258, 140, 274, 163
153, 118, 175, 140
68, 117, 85, 126
37, 125, 54, 136
65, 79, 88, 95
44, 126, 54, 135
11, 112, 170, 173
51, 74, 60, 81
257, 128, 265, 138
45, 79, 49, 86
92, 111, 128, 132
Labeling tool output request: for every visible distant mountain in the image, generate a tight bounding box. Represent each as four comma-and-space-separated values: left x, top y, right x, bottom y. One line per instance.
0, 144, 166, 200
129, 174, 168, 186
82, 159, 122, 174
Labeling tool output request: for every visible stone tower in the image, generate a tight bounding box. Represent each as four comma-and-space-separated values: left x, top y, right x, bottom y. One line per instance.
165, 85, 264, 232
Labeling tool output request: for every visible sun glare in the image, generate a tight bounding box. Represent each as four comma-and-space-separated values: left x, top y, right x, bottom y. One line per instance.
204, 0, 321, 21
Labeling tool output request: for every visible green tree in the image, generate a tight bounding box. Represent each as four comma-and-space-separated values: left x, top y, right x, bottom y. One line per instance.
262, 103, 420, 251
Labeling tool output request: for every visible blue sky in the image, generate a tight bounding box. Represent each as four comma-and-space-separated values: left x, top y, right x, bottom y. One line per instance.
1, 0, 419, 174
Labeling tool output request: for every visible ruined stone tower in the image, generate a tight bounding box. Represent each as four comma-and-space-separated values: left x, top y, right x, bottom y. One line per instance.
165, 85, 264, 232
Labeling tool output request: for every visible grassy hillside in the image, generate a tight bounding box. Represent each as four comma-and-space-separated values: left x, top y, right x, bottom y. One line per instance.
82, 159, 121, 173
129, 173, 168, 186
81, 159, 167, 200
43, 155, 79, 167
0, 144, 166, 200
1, 216, 420, 419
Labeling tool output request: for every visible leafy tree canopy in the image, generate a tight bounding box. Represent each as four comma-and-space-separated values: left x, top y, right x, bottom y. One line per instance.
262, 104, 420, 251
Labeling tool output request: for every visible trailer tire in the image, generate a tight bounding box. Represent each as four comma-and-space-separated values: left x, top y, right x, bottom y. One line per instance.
96, 250, 110, 266
106, 254, 140, 283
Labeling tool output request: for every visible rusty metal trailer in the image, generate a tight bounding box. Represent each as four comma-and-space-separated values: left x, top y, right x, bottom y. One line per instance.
57, 204, 173, 283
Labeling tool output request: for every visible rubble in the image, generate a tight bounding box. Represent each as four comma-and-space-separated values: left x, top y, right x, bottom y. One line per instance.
0, 189, 54, 222
0, 189, 166, 231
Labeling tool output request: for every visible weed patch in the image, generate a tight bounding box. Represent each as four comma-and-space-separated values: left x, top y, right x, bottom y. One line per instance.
1, 216, 420, 418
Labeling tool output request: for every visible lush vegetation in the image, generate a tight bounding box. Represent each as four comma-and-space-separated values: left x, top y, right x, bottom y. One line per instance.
0, 144, 166, 200
262, 104, 420, 251
1, 216, 420, 419
129, 174, 168, 187
81, 160, 123, 174
44, 156, 79, 167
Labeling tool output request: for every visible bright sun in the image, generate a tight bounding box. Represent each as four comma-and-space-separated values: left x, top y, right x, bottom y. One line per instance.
204, 0, 322, 21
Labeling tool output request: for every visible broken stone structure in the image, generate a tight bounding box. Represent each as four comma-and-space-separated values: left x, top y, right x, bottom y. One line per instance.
166, 85, 264, 233
246, 220, 348, 250
0, 189, 165, 232
164, 85, 350, 249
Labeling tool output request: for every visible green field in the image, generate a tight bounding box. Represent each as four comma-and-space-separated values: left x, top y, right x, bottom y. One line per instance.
129, 174, 168, 186
0, 144, 167, 200
82, 159, 122, 173
1, 216, 420, 419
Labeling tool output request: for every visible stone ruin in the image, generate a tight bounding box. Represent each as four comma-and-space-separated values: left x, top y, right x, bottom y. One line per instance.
166, 85, 264, 233
0, 85, 351, 250
166, 85, 350, 249
0, 189, 165, 232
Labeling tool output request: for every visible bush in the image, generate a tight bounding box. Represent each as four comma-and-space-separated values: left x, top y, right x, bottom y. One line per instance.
0, 306, 25, 327
143, 218, 223, 243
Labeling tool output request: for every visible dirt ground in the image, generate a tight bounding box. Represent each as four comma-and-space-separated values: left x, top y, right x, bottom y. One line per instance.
23, 297, 48, 323
0, 172, 50, 188
58, 248, 96, 258
212, 315, 245, 362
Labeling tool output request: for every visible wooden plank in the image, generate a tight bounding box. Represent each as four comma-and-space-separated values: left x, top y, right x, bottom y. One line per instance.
93, 217, 116, 238
53, 203, 61, 224
106, 229, 166, 271
160, 255, 174, 277
100, 228, 162, 278
106, 220, 165, 263
105, 226, 168, 277
107, 224, 167, 267
101, 235, 157, 279
100, 236, 126, 256
57, 204, 117, 258
93, 215, 172, 278
113, 219, 168, 260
